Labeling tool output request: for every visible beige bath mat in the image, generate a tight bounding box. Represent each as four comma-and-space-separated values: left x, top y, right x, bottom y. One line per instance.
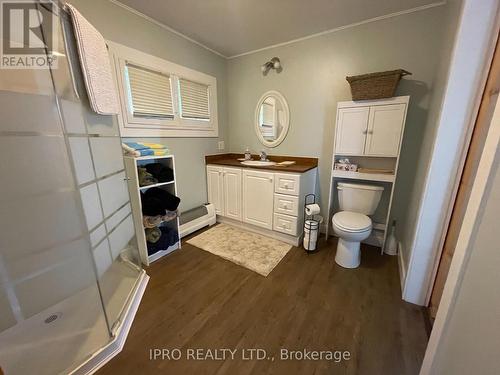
187, 224, 292, 276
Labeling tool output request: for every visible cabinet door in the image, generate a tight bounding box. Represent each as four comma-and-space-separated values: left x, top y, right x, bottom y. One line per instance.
335, 107, 369, 155
364, 104, 406, 157
206, 166, 224, 215
223, 167, 242, 221
242, 170, 274, 229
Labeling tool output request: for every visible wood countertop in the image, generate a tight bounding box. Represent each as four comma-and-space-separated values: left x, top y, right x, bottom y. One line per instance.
205, 153, 318, 173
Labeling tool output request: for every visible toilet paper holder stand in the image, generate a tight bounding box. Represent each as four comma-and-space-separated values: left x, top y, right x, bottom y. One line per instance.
303, 194, 322, 253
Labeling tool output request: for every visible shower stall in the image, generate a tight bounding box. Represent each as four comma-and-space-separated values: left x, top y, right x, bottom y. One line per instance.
0, 3, 147, 374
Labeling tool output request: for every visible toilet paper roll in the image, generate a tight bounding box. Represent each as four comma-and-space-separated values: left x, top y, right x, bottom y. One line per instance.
305, 203, 321, 216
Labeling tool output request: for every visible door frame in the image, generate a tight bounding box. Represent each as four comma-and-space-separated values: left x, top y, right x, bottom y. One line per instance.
428, 35, 500, 318
402, 0, 500, 306
419, 79, 500, 375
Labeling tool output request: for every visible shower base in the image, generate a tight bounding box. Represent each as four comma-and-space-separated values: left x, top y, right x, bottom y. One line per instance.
0, 261, 148, 375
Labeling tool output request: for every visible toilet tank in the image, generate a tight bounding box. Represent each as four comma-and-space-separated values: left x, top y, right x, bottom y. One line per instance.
337, 182, 384, 215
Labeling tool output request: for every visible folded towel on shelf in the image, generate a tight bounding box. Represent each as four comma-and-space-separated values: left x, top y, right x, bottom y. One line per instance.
141, 188, 181, 216
123, 142, 150, 151
66, 4, 119, 115
145, 227, 162, 243
147, 226, 179, 255
143, 215, 162, 228
143, 210, 178, 228
162, 210, 178, 222
138, 167, 158, 186
152, 149, 168, 156
141, 143, 167, 149
145, 163, 174, 182
122, 143, 154, 157
122, 142, 169, 157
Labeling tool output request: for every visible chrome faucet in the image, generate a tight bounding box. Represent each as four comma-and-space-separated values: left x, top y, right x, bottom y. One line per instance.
260, 150, 268, 161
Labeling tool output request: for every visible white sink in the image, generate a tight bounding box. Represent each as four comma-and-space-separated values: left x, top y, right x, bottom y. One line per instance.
240, 160, 277, 167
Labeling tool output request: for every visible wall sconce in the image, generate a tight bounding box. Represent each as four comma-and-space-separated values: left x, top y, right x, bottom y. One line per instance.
261, 57, 282, 75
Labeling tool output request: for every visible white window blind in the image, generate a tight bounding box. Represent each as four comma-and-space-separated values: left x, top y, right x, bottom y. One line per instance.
126, 64, 174, 119
179, 78, 210, 120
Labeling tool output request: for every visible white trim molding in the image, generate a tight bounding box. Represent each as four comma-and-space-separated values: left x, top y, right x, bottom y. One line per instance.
108, 41, 219, 138
107, 0, 445, 60
402, 0, 500, 306
420, 79, 500, 375
398, 242, 406, 291
107, 0, 226, 58
228, 2, 446, 59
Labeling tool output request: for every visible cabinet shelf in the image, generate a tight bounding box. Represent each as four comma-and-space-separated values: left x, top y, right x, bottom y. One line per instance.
138, 180, 175, 190
332, 169, 395, 183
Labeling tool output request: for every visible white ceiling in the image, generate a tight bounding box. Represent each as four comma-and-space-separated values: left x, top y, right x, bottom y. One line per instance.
115, 0, 443, 58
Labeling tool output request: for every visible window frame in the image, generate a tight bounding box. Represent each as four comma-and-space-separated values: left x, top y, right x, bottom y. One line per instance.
108, 41, 218, 138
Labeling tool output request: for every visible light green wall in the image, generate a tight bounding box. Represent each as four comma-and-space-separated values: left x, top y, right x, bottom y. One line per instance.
395, 0, 463, 273
70, 0, 451, 237
226, 6, 446, 232
69, 0, 228, 212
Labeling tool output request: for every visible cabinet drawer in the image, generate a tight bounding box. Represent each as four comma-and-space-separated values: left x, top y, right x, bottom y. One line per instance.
274, 194, 299, 216
274, 173, 300, 196
273, 213, 298, 236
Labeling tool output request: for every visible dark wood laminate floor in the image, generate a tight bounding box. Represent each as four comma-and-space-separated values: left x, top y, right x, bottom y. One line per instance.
98, 231, 428, 375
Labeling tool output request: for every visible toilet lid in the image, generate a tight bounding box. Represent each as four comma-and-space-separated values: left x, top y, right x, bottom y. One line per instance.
332, 211, 372, 232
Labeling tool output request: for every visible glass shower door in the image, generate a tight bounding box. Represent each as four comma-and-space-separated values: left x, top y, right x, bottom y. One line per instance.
54, 6, 143, 334
0, 3, 143, 374
0, 13, 110, 375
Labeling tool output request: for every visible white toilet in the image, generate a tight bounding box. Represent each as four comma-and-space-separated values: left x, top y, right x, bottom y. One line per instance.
332, 182, 384, 268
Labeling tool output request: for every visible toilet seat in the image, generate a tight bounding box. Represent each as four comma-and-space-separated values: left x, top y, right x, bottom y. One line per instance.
332, 211, 372, 232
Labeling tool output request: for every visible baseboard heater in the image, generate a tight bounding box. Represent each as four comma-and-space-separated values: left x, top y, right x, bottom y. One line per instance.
179, 203, 216, 238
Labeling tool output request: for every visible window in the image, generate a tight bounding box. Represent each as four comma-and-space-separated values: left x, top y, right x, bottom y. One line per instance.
178, 78, 210, 121
109, 42, 218, 137
126, 64, 174, 119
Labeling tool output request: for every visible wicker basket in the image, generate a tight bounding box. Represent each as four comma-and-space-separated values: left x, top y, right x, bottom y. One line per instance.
346, 69, 411, 101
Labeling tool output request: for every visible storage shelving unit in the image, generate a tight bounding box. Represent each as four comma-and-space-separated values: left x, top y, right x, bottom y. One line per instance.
331, 169, 395, 183
326, 96, 410, 251
124, 154, 181, 266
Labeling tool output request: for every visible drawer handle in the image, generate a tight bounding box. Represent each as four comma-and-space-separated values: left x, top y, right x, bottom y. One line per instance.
269, 178, 273, 182
284, 183, 289, 188
283, 205, 288, 209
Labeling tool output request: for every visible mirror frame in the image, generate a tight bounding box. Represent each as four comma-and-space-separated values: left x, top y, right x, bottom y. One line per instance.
254, 90, 290, 148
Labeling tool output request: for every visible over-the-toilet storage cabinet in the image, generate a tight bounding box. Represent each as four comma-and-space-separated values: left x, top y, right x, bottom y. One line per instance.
206, 165, 316, 245
327, 96, 409, 250
335, 103, 406, 157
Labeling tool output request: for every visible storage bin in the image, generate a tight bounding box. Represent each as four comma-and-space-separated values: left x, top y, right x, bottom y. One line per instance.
346, 69, 411, 101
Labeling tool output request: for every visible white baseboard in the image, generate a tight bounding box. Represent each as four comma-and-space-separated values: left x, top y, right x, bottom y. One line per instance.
397, 242, 406, 292
71, 271, 149, 375
217, 216, 301, 246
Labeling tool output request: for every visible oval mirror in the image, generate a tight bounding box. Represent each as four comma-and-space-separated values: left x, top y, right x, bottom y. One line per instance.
255, 91, 290, 148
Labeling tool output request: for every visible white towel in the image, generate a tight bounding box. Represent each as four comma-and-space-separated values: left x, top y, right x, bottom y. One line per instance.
66, 4, 119, 115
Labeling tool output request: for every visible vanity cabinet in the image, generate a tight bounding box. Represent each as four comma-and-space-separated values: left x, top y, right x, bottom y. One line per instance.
223, 167, 242, 221
206, 166, 225, 215
206, 164, 317, 246
207, 166, 242, 220
242, 169, 274, 229
335, 103, 406, 157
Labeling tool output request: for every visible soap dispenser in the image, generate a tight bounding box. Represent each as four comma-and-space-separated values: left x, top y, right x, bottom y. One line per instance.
244, 147, 252, 160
